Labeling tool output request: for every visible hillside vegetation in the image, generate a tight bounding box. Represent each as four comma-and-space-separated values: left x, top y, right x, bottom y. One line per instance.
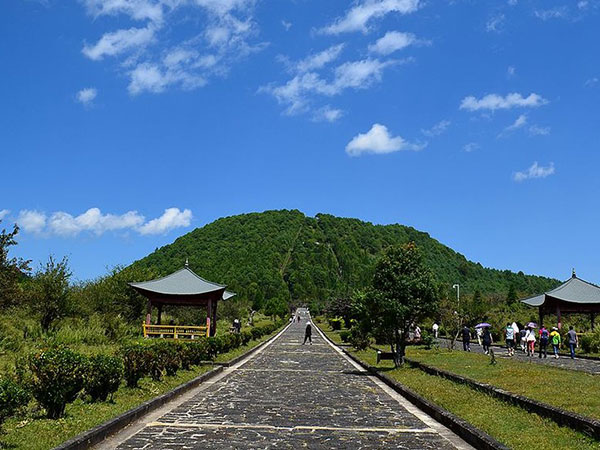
131, 210, 559, 311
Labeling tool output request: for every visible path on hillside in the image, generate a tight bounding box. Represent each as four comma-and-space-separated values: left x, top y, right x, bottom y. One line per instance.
439, 338, 600, 375
110, 310, 472, 449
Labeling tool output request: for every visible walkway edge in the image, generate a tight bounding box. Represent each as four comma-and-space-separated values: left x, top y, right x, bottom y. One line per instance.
405, 358, 600, 440
53, 325, 288, 450
316, 325, 509, 450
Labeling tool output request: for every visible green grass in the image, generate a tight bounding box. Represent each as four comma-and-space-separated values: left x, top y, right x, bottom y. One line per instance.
405, 346, 600, 419
317, 320, 600, 450
0, 325, 283, 450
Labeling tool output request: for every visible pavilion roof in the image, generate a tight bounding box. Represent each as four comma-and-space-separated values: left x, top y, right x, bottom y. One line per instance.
521, 274, 600, 306
130, 266, 229, 297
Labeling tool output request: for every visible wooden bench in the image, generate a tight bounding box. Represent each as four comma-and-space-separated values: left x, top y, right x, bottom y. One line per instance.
376, 350, 396, 364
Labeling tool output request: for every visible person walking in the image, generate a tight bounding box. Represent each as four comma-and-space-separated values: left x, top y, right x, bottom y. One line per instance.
525, 326, 536, 357
519, 328, 527, 353
505, 323, 515, 356
476, 326, 483, 346
550, 327, 561, 358
567, 326, 578, 359
538, 326, 549, 358
432, 322, 439, 339
462, 325, 471, 352
414, 325, 421, 342
482, 327, 493, 354
303, 321, 312, 345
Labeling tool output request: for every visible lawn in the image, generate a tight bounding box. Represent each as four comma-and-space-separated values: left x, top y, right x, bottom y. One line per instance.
317, 320, 600, 450
405, 346, 600, 419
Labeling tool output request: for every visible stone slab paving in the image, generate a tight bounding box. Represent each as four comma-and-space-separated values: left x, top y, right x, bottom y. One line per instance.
116, 311, 472, 449
439, 338, 600, 374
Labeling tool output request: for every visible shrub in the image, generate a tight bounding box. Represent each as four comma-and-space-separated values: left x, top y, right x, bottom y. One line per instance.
339, 330, 351, 343
177, 342, 194, 370
350, 326, 370, 351
240, 330, 252, 346
188, 339, 210, 364
206, 337, 220, 359
121, 343, 150, 388
0, 378, 30, 426
84, 354, 123, 402
328, 318, 343, 331
152, 341, 181, 377
28, 347, 87, 419
146, 344, 168, 381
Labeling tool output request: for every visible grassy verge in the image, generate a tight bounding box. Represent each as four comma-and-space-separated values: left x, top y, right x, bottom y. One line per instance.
317, 320, 600, 450
405, 346, 600, 419
0, 326, 283, 450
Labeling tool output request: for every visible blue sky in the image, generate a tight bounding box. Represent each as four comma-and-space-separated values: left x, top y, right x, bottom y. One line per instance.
1, 0, 599, 284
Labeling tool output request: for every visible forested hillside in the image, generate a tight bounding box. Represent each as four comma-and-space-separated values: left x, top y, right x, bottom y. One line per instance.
131, 210, 559, 312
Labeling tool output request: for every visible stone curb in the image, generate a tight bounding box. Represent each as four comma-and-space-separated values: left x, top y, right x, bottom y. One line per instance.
405, 358, 600, 440
316, 327, 509, 450
53, 324, 289, 450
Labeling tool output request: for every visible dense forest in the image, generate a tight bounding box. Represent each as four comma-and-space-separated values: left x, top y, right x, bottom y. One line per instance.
131, 209, 560, 313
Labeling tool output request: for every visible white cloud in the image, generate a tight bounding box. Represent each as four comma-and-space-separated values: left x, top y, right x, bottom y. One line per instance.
486, 14, 505, 33
47, 208, 145, 237
513, 162, 555, 182
263, 58, 398, 114
82, 26, 155, 60
0, 210, 10, 220
368, 31, 421, 55
578, 1, 589, 10
534, 7, 568, 20
507, 114, 527, 130
81, 0, 262, 95
460, 92, 548, 111
138, 208, 192, 235
422, 119, 450, 137
17, 210, 47, 234
585, 77, 598, 87
312, 106, 344, 123
507, 66, 516, 78
463, 142, 479, 153
16, 207, 192, 237
281, 20, 292, 31
296, 44, 345, 73
528, 125, 551, 136
319, 0, 421, 35
345, 123, 424, 156
76, 88, 98, 106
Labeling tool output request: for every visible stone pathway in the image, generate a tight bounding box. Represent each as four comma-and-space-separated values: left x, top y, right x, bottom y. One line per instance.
439, 338, 600, 375
111, 310, 473, 449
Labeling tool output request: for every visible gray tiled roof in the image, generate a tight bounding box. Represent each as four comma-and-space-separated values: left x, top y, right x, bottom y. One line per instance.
130, 267, 227, 296
521, 276, 600, 306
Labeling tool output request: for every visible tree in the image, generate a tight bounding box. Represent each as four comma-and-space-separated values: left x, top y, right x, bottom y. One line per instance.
30, 256, 72, 332
264, 297, 288, 319
506, 284, 518, 305
0, 222, 30, 308
356, 243, 439, 366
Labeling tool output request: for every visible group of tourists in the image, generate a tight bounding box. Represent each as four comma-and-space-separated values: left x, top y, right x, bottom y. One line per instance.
461, 322, 579, 359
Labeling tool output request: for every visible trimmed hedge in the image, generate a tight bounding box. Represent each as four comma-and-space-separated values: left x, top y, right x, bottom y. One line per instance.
0, 378, 29, 426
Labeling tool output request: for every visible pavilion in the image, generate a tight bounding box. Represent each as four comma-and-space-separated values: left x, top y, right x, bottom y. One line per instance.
129, 261, 235, 338
521, 270, 600, 330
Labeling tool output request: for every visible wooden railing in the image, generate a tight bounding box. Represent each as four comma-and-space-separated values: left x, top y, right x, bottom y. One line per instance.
143, 323, 209, 339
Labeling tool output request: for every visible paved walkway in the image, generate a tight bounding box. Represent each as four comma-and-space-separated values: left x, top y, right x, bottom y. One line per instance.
109, 310, 473, 449
439, 338, 600, 375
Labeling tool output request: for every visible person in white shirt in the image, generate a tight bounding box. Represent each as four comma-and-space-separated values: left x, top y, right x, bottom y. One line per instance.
525, 327, 536, 357
432, 323, 439, 339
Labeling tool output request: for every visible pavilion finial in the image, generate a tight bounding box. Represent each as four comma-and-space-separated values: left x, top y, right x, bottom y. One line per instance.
185, 258, 189, 268
572, 268, 576, 278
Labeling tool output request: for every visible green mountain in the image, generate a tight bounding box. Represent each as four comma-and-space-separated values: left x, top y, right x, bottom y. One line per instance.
131, 210, 559, 310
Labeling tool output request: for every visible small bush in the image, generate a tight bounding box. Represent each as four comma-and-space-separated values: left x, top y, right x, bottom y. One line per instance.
350, 326, 370, 351
177, 342, 194, 370
28, 347, 87, 419
328, 318, 343, 331
240, 330, 252, 346
152, 341, 181, 377
188, 339, 210, 364
0, 378, 30, 426
84, 354, 123, 402
121, 344, 150, 388
339, 330, 351, 343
